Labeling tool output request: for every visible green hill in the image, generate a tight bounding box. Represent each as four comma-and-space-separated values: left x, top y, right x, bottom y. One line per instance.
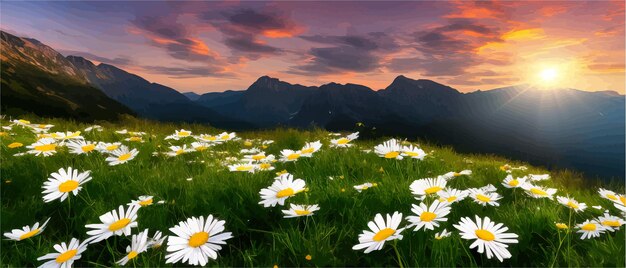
1, 115, 624, 267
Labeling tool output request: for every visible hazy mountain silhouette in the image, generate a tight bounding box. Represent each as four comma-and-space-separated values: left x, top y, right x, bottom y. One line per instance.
66, 56, 250, 129
1, 31, 133, 121
182, 92, 201, 101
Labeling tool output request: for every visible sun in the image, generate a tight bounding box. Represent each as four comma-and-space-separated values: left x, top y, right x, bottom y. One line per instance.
539, 68, 558, 82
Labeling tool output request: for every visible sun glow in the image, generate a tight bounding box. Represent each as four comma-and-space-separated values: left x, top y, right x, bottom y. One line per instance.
540, 68, 558, 82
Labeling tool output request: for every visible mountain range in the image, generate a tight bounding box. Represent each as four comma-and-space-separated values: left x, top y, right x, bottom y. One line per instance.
1, 30, 624, 180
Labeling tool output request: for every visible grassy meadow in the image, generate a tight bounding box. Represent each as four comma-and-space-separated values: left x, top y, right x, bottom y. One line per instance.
1, 115, 624, 267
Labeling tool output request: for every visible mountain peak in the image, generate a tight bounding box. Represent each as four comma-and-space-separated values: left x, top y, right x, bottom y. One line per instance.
66, 55, 97, 68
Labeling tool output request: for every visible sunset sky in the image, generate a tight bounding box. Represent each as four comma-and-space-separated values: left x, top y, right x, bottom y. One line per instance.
2, 1, 624, 93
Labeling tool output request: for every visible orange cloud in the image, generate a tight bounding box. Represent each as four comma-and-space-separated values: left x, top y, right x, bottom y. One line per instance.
502, 28, 545, 41
587, 63, 625, 73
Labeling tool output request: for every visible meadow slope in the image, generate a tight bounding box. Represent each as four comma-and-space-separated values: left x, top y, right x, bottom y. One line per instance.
1, 115, 624, 267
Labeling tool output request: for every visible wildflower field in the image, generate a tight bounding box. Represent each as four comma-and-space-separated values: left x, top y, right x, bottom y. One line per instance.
1, 115, 624, 267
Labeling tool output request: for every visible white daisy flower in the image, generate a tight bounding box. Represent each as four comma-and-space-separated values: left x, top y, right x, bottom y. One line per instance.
468, 188, 502, 206
124, 136, 144, 143
191, 142, 212, 152
374, 139, 403, 160
37, 238, 88, 268
26, 138, 58, 156
240, 147, 261, 154
259, 173, 306, 207
218, 132, 237, 142
480, 184, 498, 193
52, 131, 83, 144
195, 134, 219, 143
597, 212, 626, 232
454, 216, 519, 262
85, 205, 140, 243
228, 163, 257, 173
42, 167, 92, 203
243, 152, 271, 162
330, 132, 359, 148
166, 145, 194, 157
441, 170, 472, 180
528, 174, 550, 181
96, 142, 121, 153
84, 125, 103, 132
66, 140, 98, 155
401, 145, 427, 160
434, 229, 451, 240
575, 220, 606, 239
279, 149, 302, 162
105, 146, 139, 166
592, 205, 603, 210
128, 195, 155, 207
256, 163, 275, 171
3, 218, 50, 241
612, 195, 626, 213
354, 182, 375, 192
409, 177, 447, 200
281, 204, 320, 218
556, 196, 587, 212
116, 129, 129, 134
165, 215, 233, 266
437, 188, 468, 203
165, 129, 192, 140
521, 184, 557, 199
501, 175, 527, 189
406, 200, 451, 231
148, 230, 168, 249
598, 188, 619, 202
116, 229, 150, 265
352, 212, 405, 253
300, 140, 322, 156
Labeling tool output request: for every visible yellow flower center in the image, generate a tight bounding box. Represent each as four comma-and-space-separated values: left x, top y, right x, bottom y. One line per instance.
127, 250, 138, 260
530, 188, 548, 196
106, 145, 119, 151
447, 196, 457, 202
384, 151, 400, 159
605, 194, 617, 200
138, 199, 153, 206
220, 135, 230, 140
287, 153, 300, 160
405, 151, 419, 157
476, 194, 491, 202
566, 201, 578, 209
301, 147, 315, 154
244, 141, 253, 146
178, 131, 190, 137
108, 218, 131, 231
58, 180, 79, 193
508, 179, 519, 187
259, 163, 272, 170
176, 149, 185, 155
453, 172, 461, 177
424, 186, 442, 194
336, 138, 349, 145
252, 155, 266, 161
206, 136, 217, 141
305, 255, 312, 261
475, 229, 495, 241
18, 119, 30, 124
236, 165, 253, 171
581, 223, 596, 231
118, 153, 132, 161
556, 223, 568, 229
295, 209, 311, 216
129, 137, 142, 142
372, 228, 395, 241
55, 249, 77, 263
195, 146, 207, 151
188, 231, 209, 247
620, 196, 626, 206
35, 144, 56, 152
81, 144, 96, 152
601, 220, 621, 227
420, 212, 437, 222
8, 142, 23, 148
276, 188, 294, 198
19, 228, 40, 240
67, 132, 81, 138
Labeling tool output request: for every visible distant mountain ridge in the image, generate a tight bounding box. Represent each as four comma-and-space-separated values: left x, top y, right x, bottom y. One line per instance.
1, 31, 133, 121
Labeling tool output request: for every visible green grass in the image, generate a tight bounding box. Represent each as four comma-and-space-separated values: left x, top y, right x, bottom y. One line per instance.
1, 115, 624, 267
